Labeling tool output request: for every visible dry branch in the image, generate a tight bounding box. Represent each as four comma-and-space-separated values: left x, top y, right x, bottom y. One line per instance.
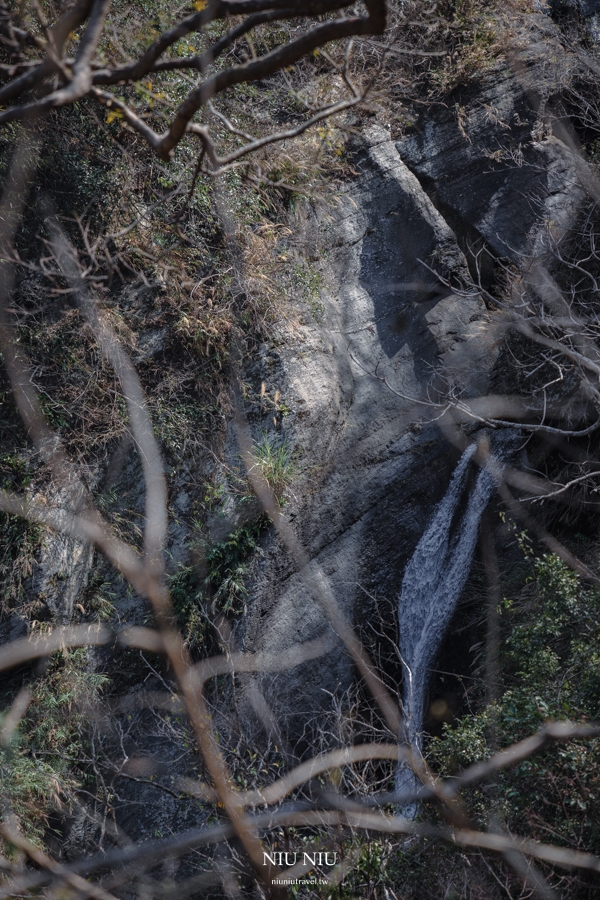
0, 0, 387, 162
2, 12, 600, 895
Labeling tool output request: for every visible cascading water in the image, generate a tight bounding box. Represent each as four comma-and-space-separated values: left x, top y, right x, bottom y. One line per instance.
395, 433, 520, 816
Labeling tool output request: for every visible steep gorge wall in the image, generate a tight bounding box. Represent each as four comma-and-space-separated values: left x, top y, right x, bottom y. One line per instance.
234, 10, 588, 737
235, 126, 497, 733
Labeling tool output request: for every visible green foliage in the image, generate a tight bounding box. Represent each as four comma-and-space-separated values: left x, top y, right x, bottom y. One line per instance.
0, 514, 40, 607
81, 572, 117, 623
429, 554, 600, 850
321, 837, 395, 900
168, 564, 212, 652
252, 433, 297, 499
0, 649, 107, 845
202, 480, 227, 511
230, 745, 284, 792
204, 516, 269, 614
152, 395, 208, 455
169, 516, 269, 648
586, 138, 600, 165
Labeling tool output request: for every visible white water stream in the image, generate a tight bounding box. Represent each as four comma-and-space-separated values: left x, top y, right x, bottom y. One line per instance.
395, 436, 517, 814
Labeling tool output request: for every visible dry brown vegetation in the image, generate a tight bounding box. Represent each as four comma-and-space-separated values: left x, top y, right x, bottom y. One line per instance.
1, 2, 600, 899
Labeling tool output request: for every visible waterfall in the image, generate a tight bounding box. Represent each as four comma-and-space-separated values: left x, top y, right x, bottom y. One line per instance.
395, 435, 518, 815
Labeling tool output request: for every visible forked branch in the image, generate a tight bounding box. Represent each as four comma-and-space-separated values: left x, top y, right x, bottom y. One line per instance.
0, 0, 387, 161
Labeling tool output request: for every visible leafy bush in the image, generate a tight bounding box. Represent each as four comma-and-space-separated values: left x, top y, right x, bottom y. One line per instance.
204, 517, 269, 614
0, 649, 107, 846
429, 554, 600, 853
169, 516, 269, 651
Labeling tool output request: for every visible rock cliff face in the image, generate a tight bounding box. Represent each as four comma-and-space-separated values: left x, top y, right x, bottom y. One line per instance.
18, 14, 586, 666
235, 126, 497, 734
234, 13, 587, 737
397, 45, 583, 265
6, 6, 594, 844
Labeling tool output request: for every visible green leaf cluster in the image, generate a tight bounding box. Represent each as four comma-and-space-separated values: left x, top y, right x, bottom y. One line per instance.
429, 554, 600, 849
168, 516, 269, 650
1, 650, 108, 846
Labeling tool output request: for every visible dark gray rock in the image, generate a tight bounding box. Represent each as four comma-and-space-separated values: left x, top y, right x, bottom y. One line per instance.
0, 614, 28, 646
397, 27, 583, 274
551, 0, 600, 17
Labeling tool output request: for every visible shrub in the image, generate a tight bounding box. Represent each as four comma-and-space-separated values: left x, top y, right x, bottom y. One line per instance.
429, 554, 600, 853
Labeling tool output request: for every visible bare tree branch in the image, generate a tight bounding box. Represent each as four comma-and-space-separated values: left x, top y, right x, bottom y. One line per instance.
0, 0, 387, 162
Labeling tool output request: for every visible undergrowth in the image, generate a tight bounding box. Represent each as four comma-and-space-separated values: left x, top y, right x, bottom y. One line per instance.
0, 649, 107, 848
0, 453, 42, 613
169, 516, 269, 652
426, 551, 600, 897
